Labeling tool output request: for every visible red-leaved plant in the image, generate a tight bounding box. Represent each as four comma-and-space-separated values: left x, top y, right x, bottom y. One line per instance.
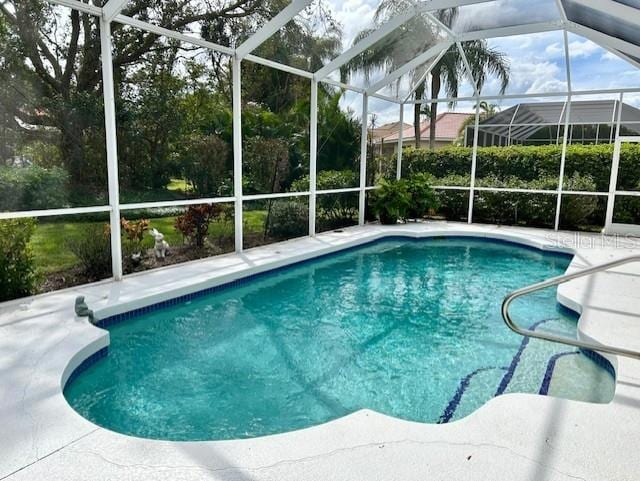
174, 205, 224, 248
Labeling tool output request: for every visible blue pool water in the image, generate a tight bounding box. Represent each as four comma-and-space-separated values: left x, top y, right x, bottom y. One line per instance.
64, 238, 615, 441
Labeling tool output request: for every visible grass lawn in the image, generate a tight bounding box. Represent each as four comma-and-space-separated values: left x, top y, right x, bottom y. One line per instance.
167, 178, 191, 192
30, 210, 268, 274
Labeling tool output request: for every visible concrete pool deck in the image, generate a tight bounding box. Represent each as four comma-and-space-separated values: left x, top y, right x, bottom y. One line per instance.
1, 222, 639, 481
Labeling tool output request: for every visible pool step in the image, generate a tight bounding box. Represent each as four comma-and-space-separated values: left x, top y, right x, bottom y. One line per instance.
541, 350, 615, 403
496, 318, 572, 397
439, 318, 610, 423
439, 366, 507, 423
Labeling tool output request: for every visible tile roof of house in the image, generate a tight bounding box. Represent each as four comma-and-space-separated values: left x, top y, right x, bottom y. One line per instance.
370, 121, 412, 141
380, 112, 473, 143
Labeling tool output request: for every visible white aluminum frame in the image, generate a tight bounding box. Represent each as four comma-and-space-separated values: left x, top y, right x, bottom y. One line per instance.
236, 0, 313, 59
554, 29, 573, 231
5, 0, 640, 285
102, 0, 130, 22
232, 57, 243, 253
309, 80, 318, 236
359, 94, 369, 225
99, 18, 123, 280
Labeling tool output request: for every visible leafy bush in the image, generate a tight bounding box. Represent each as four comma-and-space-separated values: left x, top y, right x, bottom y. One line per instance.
120, 218, 150, 269
291, 170, 359, 230
243, 138, 290, 194
429, 174, 600, 227
183, 134, 231, 197
291, 169, 358, 192
560, 173, 598, 228
371, 179, 411, 224
398, 145, 610, 228
175, 204, 227, 248
0, 166, 69, 211
266, 200, 308, 239
427, 174, 470, 221
65, 224, 112, 281
0, 219, 38, 301
406, 173, 438, 219
400, 144, 640, 192
121, 218, 149, 246
613, 196, 640, 224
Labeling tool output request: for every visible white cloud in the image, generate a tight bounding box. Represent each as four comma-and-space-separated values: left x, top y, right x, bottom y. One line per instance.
541, 40, 601, 60
568, 39, 600, 59
601, 51, 620, 61
509, 60, 566, 94
454, 0, 558, 33
545, 43, 563, 58
325, 0, 377, 50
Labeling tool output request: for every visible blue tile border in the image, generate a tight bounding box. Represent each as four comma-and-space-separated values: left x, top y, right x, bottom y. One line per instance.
96, 235, 574, 329
580, 348, 616, 378
63, 346, 109, 391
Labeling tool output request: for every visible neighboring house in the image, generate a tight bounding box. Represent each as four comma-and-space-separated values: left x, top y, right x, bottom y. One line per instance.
370, 121, 412, 144
373, 112, 473, 156
465, 100, 640, 146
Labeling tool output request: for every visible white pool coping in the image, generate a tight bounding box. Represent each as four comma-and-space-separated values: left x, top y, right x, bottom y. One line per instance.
1, 222, 639, 481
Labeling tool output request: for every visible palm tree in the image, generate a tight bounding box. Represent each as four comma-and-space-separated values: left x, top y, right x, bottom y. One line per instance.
342, 0, 510, 150
455, 101, 501, 144
475, 100, 499, 117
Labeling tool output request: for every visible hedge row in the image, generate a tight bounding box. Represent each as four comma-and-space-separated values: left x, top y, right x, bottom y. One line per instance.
430, 173, 603, 229
399, 144, 640, 192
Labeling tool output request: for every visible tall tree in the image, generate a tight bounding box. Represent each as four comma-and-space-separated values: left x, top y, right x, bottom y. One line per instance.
342, 0, 510, 149
0, 0, 283, 191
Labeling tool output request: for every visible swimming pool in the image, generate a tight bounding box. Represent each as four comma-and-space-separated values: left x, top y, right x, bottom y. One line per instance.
64, 237, 615, 441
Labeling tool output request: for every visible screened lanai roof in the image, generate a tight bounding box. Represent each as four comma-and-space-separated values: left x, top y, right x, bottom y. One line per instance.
53, 0, 640, 100
561, 0, 640, 67
476, 100, 640, 140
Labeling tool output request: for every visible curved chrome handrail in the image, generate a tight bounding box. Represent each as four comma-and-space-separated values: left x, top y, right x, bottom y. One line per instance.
502, 255, 640, 361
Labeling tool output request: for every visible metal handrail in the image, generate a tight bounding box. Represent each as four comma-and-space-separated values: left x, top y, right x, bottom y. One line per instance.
502, 255, 640, 361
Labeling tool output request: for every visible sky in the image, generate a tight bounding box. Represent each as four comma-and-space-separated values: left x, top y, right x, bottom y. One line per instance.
318, 0, 640, 124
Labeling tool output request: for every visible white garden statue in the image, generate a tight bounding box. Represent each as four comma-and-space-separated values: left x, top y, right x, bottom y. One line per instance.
150, 228, 169, 259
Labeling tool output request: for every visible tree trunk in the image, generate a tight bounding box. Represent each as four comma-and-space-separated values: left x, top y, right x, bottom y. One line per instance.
59, 111, 86, 189
429, 66, 442, 151
413, 82, 425, 149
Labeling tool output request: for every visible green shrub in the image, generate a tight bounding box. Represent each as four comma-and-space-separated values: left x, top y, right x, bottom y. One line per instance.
291, 170, 358, 230
243, 138, 290, 194
266, 201, 308, 239
470, 174, 598, 228
371, 179, 411, 224
66, 224, 112, 281
291, 169, 358, 192
183, 134, 231, 197
398, 145, 611, 228
613, 196, 640, 224
473, 175, 552, 226
405, 173, 438, 219
400, 144, 640, 192
0, 219, 38, 301
0, 166, 69, 211
430, 175, 471, 221
560, 173, 598, 228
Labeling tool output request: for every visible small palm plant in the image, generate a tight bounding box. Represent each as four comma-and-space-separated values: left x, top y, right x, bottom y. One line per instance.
406, 173, 439, 220
371, 179, 412, 224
